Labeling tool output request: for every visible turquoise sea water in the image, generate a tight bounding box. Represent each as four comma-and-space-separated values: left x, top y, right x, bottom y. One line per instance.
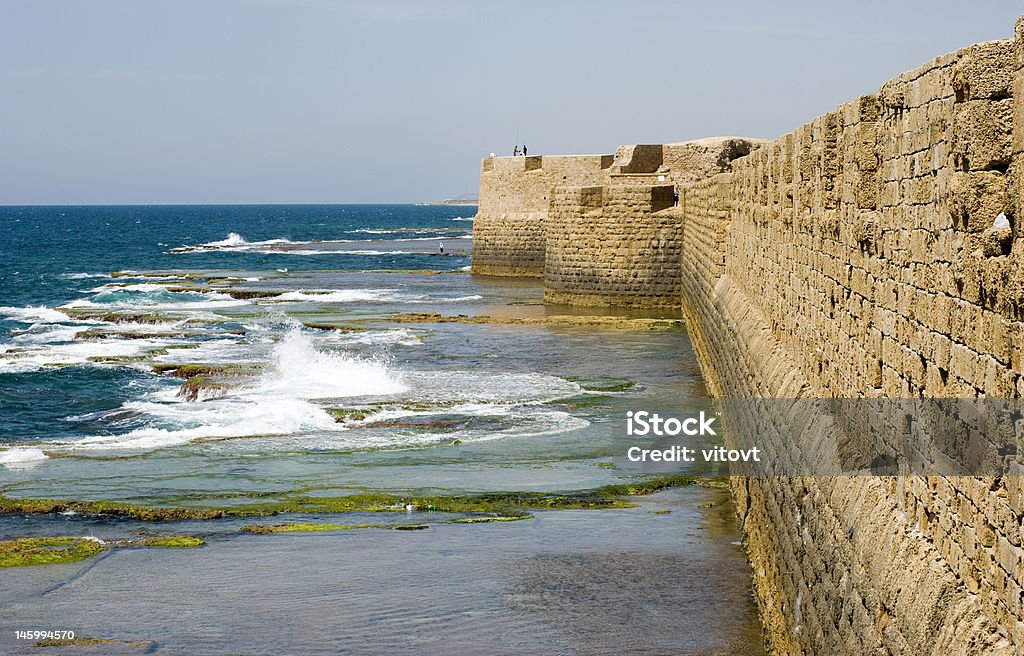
0, 205, 763, 655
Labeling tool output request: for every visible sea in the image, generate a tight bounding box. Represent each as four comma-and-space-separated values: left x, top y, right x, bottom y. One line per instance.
0, 205, 764, 655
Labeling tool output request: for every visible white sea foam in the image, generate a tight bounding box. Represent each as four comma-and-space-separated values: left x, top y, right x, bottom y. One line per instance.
390, 236, 468, 243
168, 233, 429, 256
62, 290, 250, 311
327, 328, 422, 347
406, 294, 482, 303
209, 232, 248, 247
169, 234, 347, 254
350, 228, 463, 236
0, 448, 48, 469
71, 396, 341, 451
0, 336, 178, 374
87, 282, 171, 294
9, 324, 86, 345
33, 329, 405, 454
59, 272, 110, 280
4, 326, 585, 459
266, 290, 480, 305
450, 217, 474, 221
0, 306, 73, 324
254, 328, 406, 399
271, 289, 391, 303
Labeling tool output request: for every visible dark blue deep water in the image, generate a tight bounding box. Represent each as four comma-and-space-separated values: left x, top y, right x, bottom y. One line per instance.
1, 205, 473, 307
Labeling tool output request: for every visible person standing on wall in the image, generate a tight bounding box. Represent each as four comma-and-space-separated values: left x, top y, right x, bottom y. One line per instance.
523, 145, 528, 156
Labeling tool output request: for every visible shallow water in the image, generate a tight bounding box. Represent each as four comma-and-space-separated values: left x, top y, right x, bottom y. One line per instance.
0, 205, 763, 654
1, 489, 763, 656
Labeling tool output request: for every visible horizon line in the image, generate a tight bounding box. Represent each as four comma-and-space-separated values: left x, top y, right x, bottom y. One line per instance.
0, 201, 479, 208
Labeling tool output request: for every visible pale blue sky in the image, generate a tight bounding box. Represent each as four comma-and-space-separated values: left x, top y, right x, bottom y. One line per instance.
1, 1, 1021, 204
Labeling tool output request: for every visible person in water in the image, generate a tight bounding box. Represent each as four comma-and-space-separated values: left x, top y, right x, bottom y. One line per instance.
439, 242, 444, 255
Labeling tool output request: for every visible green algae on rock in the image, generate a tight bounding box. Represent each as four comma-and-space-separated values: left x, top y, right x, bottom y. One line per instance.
0, 537, 106, 568
324, 407, 372, 422
150, 363, 264, 378
61, 309, 184, 324
34, 636, 158, 650
85, 355, 150, 364
241, 523, 430, 534
449, 514, 533, 524
142, 536, 206, 548
177, 375, 232, 401
563, 376, 637, 392
302, 322, 368, 332
0, 474, 699, 522
34, 637, 115, 647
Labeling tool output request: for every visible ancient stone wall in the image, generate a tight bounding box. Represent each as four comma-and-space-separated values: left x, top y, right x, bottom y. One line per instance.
472, 139, 761, 282
677, 25, 1024, 655
471, 154, 613, 276
471, 17, 1024, 653
542, 138, 760, 308
544, 185, 679, 307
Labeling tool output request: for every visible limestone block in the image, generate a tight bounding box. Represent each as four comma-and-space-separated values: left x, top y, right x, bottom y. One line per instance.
947, 171, 1008, 233
952, 40, 1015, 101
951, 99, 1013, 171
981, 227, 1013, 257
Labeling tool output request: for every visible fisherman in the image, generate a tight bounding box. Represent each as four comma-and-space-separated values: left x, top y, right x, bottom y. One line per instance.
513, 146, 520, 156
523, 144, 528, 156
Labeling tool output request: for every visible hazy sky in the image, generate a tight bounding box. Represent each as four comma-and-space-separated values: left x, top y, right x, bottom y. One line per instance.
1, 1, 1021, 204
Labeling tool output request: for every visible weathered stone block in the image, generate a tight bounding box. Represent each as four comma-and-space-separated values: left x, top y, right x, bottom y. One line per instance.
952, 40, 1015, 101
947, 170, 1008, 232
951, 99, 1013, 171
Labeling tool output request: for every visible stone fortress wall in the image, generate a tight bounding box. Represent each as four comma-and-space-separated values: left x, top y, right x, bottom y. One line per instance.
472, 16, 1024, 655
471, 154, 612, 276
473, 138, 762, 303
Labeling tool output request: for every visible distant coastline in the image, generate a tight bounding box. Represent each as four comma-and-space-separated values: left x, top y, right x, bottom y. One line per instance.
419, 194, 478, 207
